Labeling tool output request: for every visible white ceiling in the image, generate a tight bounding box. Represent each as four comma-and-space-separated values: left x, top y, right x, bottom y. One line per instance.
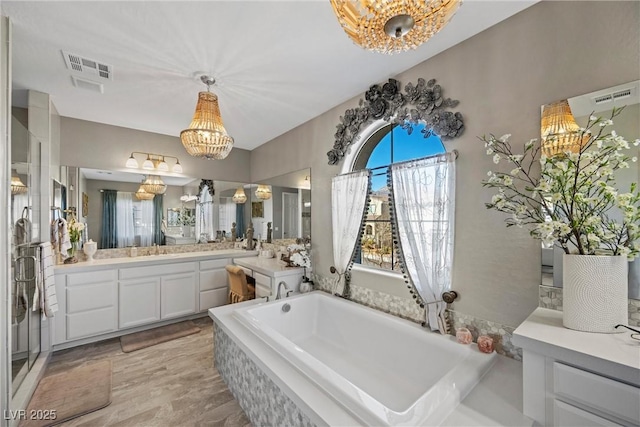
3, 1, 537, 151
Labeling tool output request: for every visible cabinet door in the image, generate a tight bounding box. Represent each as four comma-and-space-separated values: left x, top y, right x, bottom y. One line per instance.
254, 272, 272, 298
66, 271, 118, 341
161, 272, 197, 320
119, 277, 161, 329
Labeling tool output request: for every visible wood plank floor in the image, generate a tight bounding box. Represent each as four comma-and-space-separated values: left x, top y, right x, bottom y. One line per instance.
43, 317, 251, 427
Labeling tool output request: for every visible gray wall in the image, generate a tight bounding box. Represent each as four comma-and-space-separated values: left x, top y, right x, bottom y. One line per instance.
60, 116, 252, 184
249, 1, 640, 328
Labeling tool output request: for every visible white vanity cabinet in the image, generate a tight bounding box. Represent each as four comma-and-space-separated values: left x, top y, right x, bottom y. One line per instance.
513, 308, 640, 427
53, 269, 118, 345
119, 262, 197, 328
199, 258, 231, 312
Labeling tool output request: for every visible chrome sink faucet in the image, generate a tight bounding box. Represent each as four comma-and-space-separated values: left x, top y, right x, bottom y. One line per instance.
276, 281, 293, 299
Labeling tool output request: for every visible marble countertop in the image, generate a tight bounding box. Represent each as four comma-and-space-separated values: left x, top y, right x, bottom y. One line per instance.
211, 298, 533, 427
233, 256, 305, 278
54, 249, 258, 273
513, 308, 640, 381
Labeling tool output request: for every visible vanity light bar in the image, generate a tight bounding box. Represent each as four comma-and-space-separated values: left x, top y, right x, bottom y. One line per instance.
126, 152, 183, 174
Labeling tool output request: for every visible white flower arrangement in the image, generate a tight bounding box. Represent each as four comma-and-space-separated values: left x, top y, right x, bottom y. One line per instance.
481, 107, 640, 259
286, 244, 312, 268
68, 218, 85, 243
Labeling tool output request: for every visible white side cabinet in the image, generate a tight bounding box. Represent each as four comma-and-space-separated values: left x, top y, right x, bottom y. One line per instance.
233, 257, 304, 300
53, 269, 118, 344
513, 308, 640, 427
199, 258, 230, 311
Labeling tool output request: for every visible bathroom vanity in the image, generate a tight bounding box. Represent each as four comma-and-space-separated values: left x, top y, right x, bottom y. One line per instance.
52, 249, 257, 350
232, 256, 305, 299
513, 308, 640, 426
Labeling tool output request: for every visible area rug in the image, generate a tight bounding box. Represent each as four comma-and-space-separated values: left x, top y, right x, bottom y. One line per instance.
20, 360, 112, 427
120, 320, 201, 353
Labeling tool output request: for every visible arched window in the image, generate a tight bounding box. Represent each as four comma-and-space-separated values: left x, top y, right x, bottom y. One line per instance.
354, 123, 445, 272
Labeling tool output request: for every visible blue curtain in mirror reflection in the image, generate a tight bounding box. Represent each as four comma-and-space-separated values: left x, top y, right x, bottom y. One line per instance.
100, 190, 117, 249
236, 203, 245, 239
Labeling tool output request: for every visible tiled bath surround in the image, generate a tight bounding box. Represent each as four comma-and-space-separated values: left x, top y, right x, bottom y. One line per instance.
539, 284, 640, 327
213, 322, 316, 427
312, 272, 522, 360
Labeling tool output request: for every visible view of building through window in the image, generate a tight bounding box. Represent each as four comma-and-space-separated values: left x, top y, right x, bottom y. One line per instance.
356, 124, 445, 272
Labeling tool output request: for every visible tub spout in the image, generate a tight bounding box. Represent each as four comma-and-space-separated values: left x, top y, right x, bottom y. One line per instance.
276, 281, 293, 299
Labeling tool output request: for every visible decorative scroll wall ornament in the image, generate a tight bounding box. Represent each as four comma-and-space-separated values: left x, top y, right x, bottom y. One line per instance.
327, 78, 464, 165
199, 179, 215, 198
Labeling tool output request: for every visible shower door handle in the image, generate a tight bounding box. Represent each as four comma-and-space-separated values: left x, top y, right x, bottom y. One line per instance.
15, 255, 37, 283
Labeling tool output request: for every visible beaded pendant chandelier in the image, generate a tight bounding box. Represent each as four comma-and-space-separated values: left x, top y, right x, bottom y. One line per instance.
330, 0, 461, 54
255, 185, 272, 201
140, 175, 167, 195
135, 185, 155, 201
232, 187, 247, 204
11, 175, 28, 195
180, 75, 234, 160
541, 100, 589, 157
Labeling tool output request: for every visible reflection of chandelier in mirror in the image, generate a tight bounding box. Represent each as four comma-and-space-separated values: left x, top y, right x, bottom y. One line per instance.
126, 151, 182, 174
255, 185, 272, 200
11, 174, 28, 195
330, 0, 461, 54
180, 75, 234, 160
232, 187, 247, 204
541, 100, 589, 157
140, 175, 167, 195
135, 184, 155, 201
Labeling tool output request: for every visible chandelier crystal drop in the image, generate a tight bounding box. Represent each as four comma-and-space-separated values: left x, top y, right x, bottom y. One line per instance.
330, 0, 461, 54
140, 175, 167, 195
541, 100, 590, 157
180, 76, 234, 160
232, 187, 247, 204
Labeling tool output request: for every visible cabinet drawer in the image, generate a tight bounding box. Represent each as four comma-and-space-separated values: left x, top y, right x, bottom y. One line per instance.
200, 258, 230, 271
200, 289, 228, 311
67, 282, 116, 313
67, 270, 117, 287
553, 400, 622, 427
66, 307, 117, 341
199, 269, 228, 291
119, 262, 196, 280
253, 272, 271, 287
554, 362, 640, 425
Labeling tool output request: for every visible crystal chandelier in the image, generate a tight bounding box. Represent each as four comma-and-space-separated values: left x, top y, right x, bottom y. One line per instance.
541, 100, 589, 157
330, 0, 461, 54
232, 187, 247, 204
140, 175, 167, 195
180, 75, 234, 160
135, 185, 155, 201
255, 185, 272, 201
11, 175, 28, 195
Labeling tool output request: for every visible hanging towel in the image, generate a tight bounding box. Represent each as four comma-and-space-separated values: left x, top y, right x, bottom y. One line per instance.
14, 218, 31, 246
51, 218, 72, 258
37, 242, 58, 318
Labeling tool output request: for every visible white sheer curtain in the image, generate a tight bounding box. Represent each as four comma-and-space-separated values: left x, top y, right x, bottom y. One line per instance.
116, 192, 135, 248
138, 200, 154, 247
218, 197, 236, 236
331, 170, 370, 296
196, 186, 214, 241
390, 153, 456, 334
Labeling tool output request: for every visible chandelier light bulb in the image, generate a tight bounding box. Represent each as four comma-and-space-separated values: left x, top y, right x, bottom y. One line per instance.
125, 154, 138, 169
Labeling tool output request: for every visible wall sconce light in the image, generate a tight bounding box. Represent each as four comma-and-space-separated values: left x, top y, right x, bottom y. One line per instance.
11, 174, 28, 195
126, 152, 183, 174
255, 185, 272, 200
232, 187, 247, 204
140, 175, 167, 195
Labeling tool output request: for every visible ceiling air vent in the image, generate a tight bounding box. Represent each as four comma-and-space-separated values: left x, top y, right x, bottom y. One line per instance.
593, 87, 635, 105
62, 50, 113, 80
612, 88, 632, 101
71, 76, 104, 94
593, 94, 613, 105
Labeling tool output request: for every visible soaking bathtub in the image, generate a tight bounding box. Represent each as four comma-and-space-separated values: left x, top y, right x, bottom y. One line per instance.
228, 291, 497, 426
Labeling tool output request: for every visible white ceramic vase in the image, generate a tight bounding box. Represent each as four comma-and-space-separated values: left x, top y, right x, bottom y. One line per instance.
83, 240, 97, 262
562, 254, 628, 333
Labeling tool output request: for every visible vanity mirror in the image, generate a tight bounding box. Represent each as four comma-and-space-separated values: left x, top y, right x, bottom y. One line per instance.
63, 166, 250, 249
540, 80, 640, 300
250, 168, 311, 243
